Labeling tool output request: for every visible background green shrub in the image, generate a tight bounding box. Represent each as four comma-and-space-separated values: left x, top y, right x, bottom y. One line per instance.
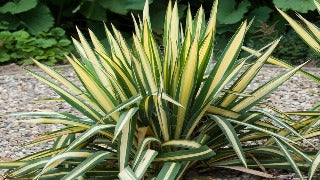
0, 0, 319, 65
0, 27, 72, 65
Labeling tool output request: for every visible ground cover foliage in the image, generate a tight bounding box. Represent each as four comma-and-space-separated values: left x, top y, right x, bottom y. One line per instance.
0, 27, 72, 65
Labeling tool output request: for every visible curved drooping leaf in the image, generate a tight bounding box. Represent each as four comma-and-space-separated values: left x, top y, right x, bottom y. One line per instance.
285, 111, 320, 116
113, 107, 139, 141
308, 149, 320, 180
226, 118, 296, 144
211, 158, 310, 169
216, 166, 274, 179
118, 166, 138, 180
61, 151, 114, 180
161, 140, 202, 149
0, 0, 37, 14
155, 145, 215, 162
211, 115, 247, 167
241, 46, 320, 84
65, 125, 115, 152
273, 138, 303, 179
118, 113, 137, 171
0, 161, 25, 169
17, 118, 92, 129
6, 158, 50, 177
156, 162, 182, 180
133, 149, 158, 179
36, 151, 94, 178
132, 137, 161, 169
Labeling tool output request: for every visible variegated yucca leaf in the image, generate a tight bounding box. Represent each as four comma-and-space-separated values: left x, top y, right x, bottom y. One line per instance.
309, 149, 320, 180
273, 138, 303, 179
118, 166, 138, 180
61, 151, 114, 180
35, 150, 95, 178
132, 137, 161, 169
155, 145, 215, 162
241, 46, 320, 84
156, 162, 182, 180
211, 115, 247, 167
133, 149, 158, 179
275, 3, 320, 179
277, 4, 320, 55
2, 0, 320, 179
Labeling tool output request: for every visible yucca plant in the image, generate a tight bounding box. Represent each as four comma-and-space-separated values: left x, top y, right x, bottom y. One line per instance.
276, 0, 320, 58
1, 0, 320, 179
242, 1, 320, 82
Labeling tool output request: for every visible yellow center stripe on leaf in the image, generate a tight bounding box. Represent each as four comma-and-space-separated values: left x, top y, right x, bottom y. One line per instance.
161, 140, 201, 148
221, 38, 280, 107
213, 116, 246, 167
155, 148, 213, 161
133, 34, 157, 92
26, 69, 101, 121
206, 21, 247, 100
163, 163, 178, 179
10, 159, 48, 177
232, 63, 305, 112
277, 7, 320, 53
119, 122, 130, 171
19, 118, 90, 129
66, 125, 115, 151
309, 152, 320, 180
64, 152, 111, 180
204, 0, 218, 36
241, 46, 320, 84
175, 35, 199, 139
69, 57, 118, 119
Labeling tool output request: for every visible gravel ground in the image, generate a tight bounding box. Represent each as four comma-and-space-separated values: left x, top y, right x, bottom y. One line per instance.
0, 63, 319, 178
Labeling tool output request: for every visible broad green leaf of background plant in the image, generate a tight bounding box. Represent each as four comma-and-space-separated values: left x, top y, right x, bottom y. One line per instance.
0, 14, 20, 30
79, 1, 106, 21
149, 0, 186, 32
98, 0, 153, 15
248, 7, 273, 22
20, 5, 54, 35
273, 0, 318, 13
247, 6, 273, 32
0, 0, 37, 14
217, 0, 251, 24
0, 51, 11, 62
